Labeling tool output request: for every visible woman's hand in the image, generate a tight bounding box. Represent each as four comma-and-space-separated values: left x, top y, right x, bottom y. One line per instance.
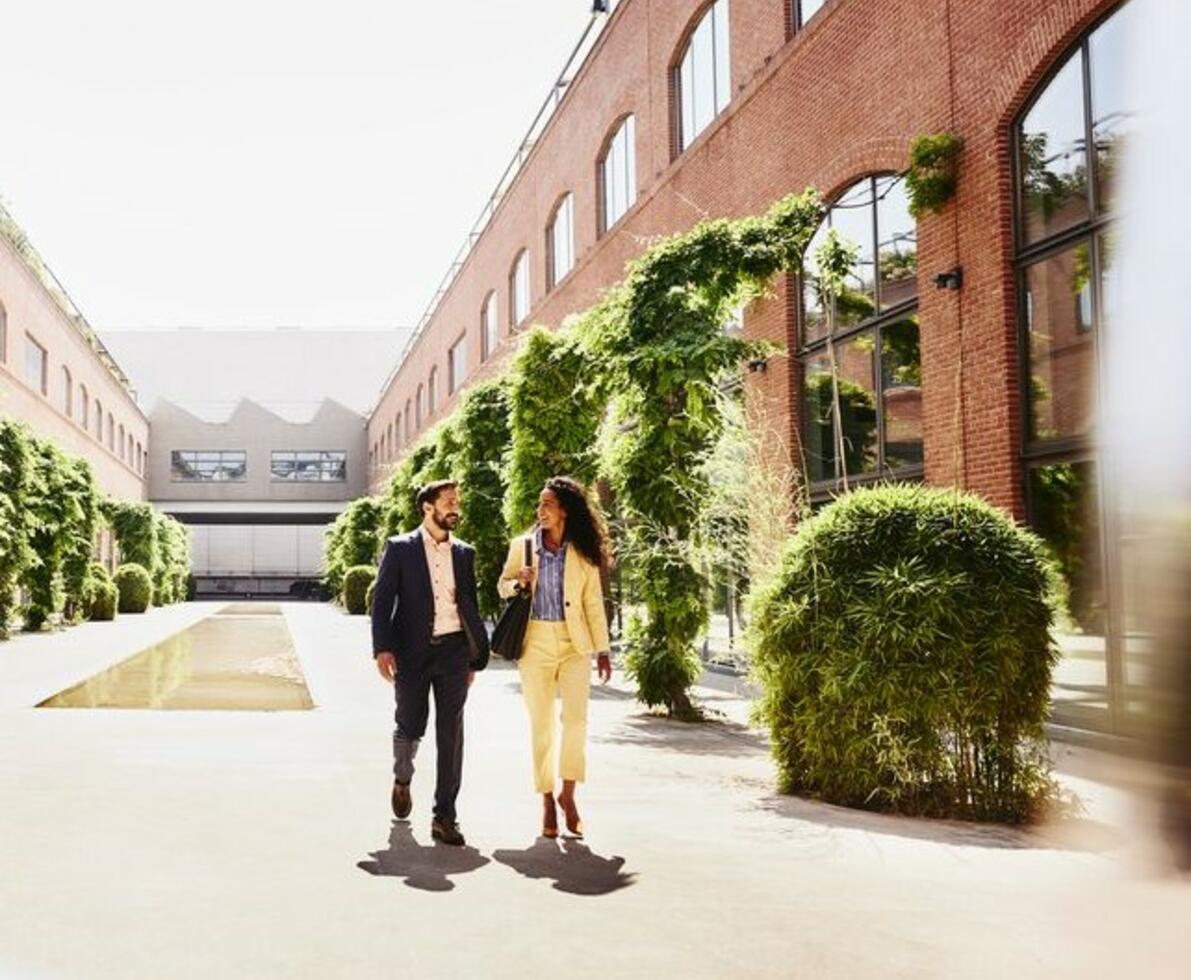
517, 566, 536, 590
596, 652, 612, 684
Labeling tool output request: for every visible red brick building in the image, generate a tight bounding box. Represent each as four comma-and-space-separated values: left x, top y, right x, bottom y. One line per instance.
366, 0, 1134, 732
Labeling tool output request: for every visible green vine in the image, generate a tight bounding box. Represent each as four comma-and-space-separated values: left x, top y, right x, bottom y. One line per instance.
905, 132, 963, 217
0, 420, 33, 637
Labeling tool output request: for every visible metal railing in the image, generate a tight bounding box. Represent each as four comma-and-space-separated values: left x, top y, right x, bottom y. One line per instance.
371, 3, 620, 413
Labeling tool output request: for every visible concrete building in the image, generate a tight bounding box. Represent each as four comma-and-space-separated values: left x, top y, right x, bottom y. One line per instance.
146, 398, 367, 599
364, 0, 1136, 735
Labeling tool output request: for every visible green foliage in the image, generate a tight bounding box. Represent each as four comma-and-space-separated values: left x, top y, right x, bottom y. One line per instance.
113, 563, 153, 614
154, 514, 191, 605
381, 442, 440, 539
343, 564, 376, 615
88, 579, 118, 622
504, 327, 604, 532
453, 379, 513, 618
365, 578, 376, 616
750, 485, 1060, 822
22, 439, 72, 631
323, 496, 384, 597
104, 501, 159, 573
577, 190, 824, 713
905, 132, 963, 217
0, 419, 33, 637
59, 457, 101, 623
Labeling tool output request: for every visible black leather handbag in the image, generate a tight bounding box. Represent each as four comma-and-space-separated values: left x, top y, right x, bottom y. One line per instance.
491, 537, 533, 661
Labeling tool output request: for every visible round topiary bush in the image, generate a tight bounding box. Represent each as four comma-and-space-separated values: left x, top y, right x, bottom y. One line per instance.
343, 565, 376, 616
113, 563, 153, 614
89, 581, 118, 622
750, 484, 1059, 823
365, 579, 376, 616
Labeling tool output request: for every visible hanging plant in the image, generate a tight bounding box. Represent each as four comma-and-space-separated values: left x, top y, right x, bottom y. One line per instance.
905, 132, 963, 217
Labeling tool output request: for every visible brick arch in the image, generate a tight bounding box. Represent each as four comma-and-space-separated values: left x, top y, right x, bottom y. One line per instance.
812, 137, 909, 206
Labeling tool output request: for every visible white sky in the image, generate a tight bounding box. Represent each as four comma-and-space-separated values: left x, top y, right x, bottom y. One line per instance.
0, 0, 593, 332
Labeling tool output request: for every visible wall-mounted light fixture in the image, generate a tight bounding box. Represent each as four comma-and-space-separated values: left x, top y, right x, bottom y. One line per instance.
747, 356, 769, 374
933, 267, 963, 290
592, 1, 610, 13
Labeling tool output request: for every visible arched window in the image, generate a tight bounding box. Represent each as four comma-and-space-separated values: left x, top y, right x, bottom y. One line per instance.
675, 0, 731, 155
118, 424, 126, 461
547, 192, 575, 290
599, 115, 637, 234
79, 385, 89, 428
416, 384, 425, 431
127, 434, 134, 464
428, 367, 439, 417
404, 400, 412, 442
0, 301, 7, 363
61, 366, 73, 416
387, 423, 394, 460
394, 413, 402, 451
481, 290, 499, 361
136, 442, 143, 474
94, 400, 103, 440
1014, 2, 1136, 725
509, 250, 530, 327
107, 413, 115, 451
799, 173, 920, 494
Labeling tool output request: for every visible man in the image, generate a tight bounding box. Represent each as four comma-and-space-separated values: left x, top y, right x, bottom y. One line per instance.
371, 480, 490, 846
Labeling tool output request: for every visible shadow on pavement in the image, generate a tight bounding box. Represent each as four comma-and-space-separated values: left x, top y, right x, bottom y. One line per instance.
357, 820, 490, 891
493, 838, 637, 895
593, 713, 769, 758
756, 794, 1125, 853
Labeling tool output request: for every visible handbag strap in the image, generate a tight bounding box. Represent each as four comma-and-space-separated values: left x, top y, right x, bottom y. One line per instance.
524, 535, 532, 568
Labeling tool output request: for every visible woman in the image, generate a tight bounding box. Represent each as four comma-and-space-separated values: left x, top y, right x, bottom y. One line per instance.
498, 476, 613, 839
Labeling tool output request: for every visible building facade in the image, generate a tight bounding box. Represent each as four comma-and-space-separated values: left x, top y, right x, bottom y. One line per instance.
365, 0, 1136, 733
148, 398, 367, 598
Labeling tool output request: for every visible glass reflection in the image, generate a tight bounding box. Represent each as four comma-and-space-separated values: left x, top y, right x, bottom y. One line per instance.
171, 450, 247, 482
1024, 246, 1095, 443
881, 315, 923, 471
876, 176, 918, 311
830, 180, 877, 324
1029, 461, 1108, 727
1019, 52, 1089, 244
1089, 5, 1136, 214
801, 350, 834, 484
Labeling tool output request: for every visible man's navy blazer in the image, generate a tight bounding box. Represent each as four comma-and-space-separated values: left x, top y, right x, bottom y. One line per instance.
370, 529, 490, 671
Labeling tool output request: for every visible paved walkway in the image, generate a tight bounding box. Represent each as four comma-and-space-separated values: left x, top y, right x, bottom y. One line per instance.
0, 602, 1187, 979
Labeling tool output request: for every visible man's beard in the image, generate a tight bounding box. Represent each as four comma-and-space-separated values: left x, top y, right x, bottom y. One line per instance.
431, 510, 459, 532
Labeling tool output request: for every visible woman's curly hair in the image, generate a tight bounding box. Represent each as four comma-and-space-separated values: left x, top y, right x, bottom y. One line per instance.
544, 476, 611, 571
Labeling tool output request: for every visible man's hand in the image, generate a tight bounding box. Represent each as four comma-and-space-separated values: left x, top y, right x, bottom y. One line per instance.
376, 652, 397, 683
467, 671, 476, 688
596, 653, 612, 685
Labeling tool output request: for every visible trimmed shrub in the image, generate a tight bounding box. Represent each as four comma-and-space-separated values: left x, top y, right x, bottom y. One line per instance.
343, 565, 376, 616
89, 580, 118, 622
365, 579, 376, 616
113, 563, 153, 614
750, 484, 1059, 823
0, 419, 33, 637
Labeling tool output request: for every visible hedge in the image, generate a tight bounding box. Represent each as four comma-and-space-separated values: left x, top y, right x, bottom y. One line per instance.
114, 563, 154, 614
343, 565, 376, 616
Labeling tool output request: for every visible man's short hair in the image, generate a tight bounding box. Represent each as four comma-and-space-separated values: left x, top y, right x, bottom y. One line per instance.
416, 479, 458, 511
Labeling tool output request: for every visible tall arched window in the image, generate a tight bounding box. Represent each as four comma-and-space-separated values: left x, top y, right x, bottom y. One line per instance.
428, 367, 439, 417
79, 385, 89, 428
790, 0, 826, 33
416, 384, 425, 431
386, 424, 394, 461
1014, 2, 1136, 729
799, 173, 920, 495
404, 400, 412, 442
0, 301, 7, 363
675, 0, 731, 155
394, 413, 402, 450
509, 250, 530, 327
547, 192, 575, 290
60, 366, 73, 416
599, 115, 637, 234
94, 400, 104, 440
481, 290, 499, 361
117, 424, 125, 461
107, 413, 114, 451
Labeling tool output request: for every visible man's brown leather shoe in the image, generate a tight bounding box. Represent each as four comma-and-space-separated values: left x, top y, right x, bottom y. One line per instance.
391, 781, 412, 820
430, 817, 465, 846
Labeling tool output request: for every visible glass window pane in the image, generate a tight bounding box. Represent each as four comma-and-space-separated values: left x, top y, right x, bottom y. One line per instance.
800, 0, 827, 26
800, 220, 830, 345
623, 115, 636, 212
881, 314, 923, 472
836, 332, 879, 478
1029, 461, 1108, 729
801, 350, 835, 484
1019, 51, 1090, 244
1023, 243, 1096, 443
680, 54, 696, 152
1089, 5, 1135, 215
691, 13, 715, 139
829, 180, 877, 327
876, 176, 918, 311
713, 0, 731, 111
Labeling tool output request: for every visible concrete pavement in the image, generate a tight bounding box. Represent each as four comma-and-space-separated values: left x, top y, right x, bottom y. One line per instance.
0, 601, 1187, 979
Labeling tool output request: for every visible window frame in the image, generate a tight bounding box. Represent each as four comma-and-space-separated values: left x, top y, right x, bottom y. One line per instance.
170, 449, 249, 483
481, 290, 499, 361
448, 333, 468, 396
509, 250, 530, 328
797, 173, 922, 499
546, 192, 576, 291
598, 114, 637, 236
270, 450, 348, 483
24, 333, 48, 395
673, 0, 732, 157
